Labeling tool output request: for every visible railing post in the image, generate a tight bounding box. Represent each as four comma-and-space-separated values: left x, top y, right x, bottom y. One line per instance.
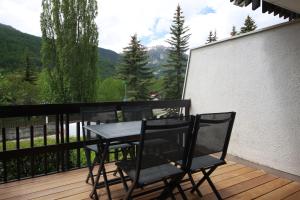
30, 125, 34, 177
43, 124, 48, 174
65, 114, 70, 170
60, 114, 65, 171
76, 122, 81, 168
55, 114, 60, 172
2, 128, 7, 182
16, 127, 20, 180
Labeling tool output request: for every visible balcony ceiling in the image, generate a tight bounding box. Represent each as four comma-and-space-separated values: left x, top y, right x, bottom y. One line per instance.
231, 0, 299, 20
265, 0, 300, 14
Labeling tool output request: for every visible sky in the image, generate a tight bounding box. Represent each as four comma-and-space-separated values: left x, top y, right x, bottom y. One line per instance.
0, 0, 287, 53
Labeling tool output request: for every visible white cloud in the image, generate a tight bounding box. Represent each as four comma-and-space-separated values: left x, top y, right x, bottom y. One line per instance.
0, 0, 287, 53
0, 0, 41, 37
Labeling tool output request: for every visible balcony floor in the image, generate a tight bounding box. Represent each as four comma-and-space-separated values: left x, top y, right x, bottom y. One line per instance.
0, 161, 300, 200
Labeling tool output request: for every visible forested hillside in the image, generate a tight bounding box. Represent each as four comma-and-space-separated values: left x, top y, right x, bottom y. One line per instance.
0, 23, 120, 77
0, 23, 41, 72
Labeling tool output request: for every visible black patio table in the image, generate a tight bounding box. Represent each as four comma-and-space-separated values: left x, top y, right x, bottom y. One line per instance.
83, 118, 187, 200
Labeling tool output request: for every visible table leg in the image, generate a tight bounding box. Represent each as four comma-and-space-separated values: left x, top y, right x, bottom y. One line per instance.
89, 141, 110, 200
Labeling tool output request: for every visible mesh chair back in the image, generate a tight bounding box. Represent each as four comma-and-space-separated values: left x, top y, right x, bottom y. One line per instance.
190, 112, 236, 161
121, 105, 154, 121
134, 116, 195, 181
80, 106, 118, 141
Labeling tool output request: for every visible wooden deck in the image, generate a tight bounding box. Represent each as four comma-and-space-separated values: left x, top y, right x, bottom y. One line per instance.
0, 161, 300, 200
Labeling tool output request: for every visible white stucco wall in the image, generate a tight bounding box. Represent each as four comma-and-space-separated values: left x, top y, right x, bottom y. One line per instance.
183, 20, 300, 176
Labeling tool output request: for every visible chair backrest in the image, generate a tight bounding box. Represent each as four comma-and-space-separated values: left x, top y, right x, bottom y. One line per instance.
80, 106, 118, 142
188, 112, 236, 164
121, 105, 154, 121
134, 116, 195, 182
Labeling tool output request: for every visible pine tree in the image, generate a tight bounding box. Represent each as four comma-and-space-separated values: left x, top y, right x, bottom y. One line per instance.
240, 15, 257, 34
231, 26, 237, 36
206, 31, 214, 44
213, 30, 217, 42
23, 49, 37, 84
40, 0, 98, 103
163, 5, 190, 99
118, 34, 151, 100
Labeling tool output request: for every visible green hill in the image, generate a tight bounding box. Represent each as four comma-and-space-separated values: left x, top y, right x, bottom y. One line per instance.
0, 23, 41, 72
0, 23, 120, 77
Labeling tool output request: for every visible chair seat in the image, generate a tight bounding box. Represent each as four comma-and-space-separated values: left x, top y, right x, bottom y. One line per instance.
116, 157, 183, 185
86, 142, 132, 153
190, 155, 226, 171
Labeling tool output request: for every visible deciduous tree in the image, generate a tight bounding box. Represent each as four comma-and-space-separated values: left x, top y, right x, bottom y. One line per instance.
40, 0, 98, 103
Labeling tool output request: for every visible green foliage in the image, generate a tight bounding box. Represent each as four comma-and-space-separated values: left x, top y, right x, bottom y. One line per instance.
36, 68, 54, 103
40, 0, 99, 103
96, 78, 124, 101
22, 48, 37, 84
0, 72, 38, 105
118, 34, 152, 100
163, 5, 190, 100
240, 15, 257, 34
0, 22, 120, 80
231, 26, 237, 36
0, 23, 41, 72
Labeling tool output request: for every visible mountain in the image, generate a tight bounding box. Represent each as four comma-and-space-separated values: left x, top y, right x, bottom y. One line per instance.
0, 23, 120, 77
0, 23, 41, 72
147, 45, 169, 77
98, 48, 120, 78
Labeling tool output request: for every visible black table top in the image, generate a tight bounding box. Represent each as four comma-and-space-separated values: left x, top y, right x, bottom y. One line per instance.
83, 121, 141, 140
83, 118, 189, 141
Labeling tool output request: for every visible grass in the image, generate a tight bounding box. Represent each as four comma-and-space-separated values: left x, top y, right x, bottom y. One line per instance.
0, 136, 126, 182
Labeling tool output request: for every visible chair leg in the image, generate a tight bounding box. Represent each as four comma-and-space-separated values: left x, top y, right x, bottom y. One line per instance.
177, 184, 188, 200
188, 172, 203, 197
191, 167, 217, 193
102, 166, 112, 200
163, 179, 175, 200
158, 175, 184, 200
124, 182, 136, 200
203, 169, 222, 200
121, 148, 128, 160
118, 167, 129, 191
85, 149, 95, 185
129, 146, 135, 160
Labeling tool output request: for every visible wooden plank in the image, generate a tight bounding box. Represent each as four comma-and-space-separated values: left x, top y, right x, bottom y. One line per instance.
256, 182, 300, 200
284, 190, 300, 200
180, 166, 255, 190
0, 162, 115, 190
198, 169, 266, 197
0, 162, 299, 200
0, 164, 116, 198
228, 177, 291, 200
1, 171, 115, 200
202, 174, 277, 200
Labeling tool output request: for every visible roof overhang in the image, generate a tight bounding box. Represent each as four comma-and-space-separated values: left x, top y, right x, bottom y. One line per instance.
231, 0, 300, 20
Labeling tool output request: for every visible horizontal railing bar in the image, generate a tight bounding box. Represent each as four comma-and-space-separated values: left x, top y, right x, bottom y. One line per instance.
0, 140, 98, 160
0, 100, 191, 118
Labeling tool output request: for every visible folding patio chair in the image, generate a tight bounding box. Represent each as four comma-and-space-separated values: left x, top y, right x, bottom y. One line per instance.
187, 112, 236, 200
81, 106, 131, 185
116, 116, 195, 200
121, 105, 154, 121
